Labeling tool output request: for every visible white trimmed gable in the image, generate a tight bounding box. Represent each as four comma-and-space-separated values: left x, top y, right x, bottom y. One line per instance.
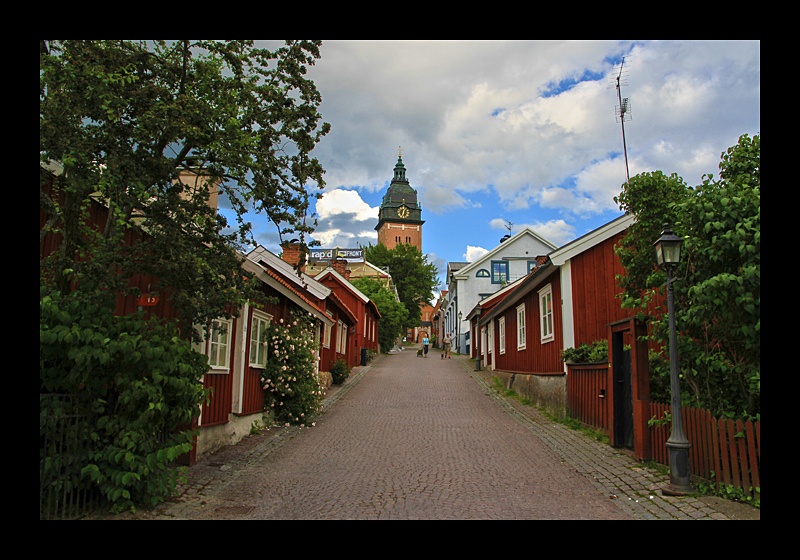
246, 245, 330, 301
454, 227, 558, 281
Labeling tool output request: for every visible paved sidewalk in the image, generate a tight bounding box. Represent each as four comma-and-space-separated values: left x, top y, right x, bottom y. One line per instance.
106, 347, 758, 520
457, 354, 757, 520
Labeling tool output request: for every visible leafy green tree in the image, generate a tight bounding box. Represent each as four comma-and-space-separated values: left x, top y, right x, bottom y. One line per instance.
671, 134, 760, 418
363, 242, 438, 330
40, 40, 330, 341
351, 277, 409, 353
613, 170, 689, 316
614, 134, 760, 419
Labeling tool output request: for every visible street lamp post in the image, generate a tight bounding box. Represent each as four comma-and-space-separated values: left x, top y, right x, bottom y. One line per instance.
654, 224, 693, 496
457, 311, 463, 354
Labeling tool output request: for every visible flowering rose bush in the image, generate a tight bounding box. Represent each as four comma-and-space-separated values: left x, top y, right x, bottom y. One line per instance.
260, 312, 324, 426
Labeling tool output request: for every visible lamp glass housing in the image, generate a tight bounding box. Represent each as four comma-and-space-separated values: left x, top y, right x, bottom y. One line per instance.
655, 227, 683, 267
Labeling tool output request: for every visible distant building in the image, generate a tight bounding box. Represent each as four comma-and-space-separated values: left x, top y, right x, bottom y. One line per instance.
375, 149, 424, 252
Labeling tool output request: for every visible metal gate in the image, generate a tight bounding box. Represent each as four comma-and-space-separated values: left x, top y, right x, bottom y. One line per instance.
39, 394, 103, 519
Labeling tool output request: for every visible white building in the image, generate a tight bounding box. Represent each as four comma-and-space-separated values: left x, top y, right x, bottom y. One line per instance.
446, 228, 558, 355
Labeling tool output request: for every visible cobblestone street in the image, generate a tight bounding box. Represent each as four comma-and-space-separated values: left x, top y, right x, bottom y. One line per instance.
110, 346, 758, 520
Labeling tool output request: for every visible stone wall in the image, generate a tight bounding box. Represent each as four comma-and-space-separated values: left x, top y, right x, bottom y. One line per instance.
492, 370, 567, 420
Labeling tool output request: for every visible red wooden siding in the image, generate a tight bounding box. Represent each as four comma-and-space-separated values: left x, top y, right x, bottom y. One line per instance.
569, 231, 663, 349
492, 269, 563, 374
240, 290, 282, 417
200, 317, 238, 426
569, 232, 629, 346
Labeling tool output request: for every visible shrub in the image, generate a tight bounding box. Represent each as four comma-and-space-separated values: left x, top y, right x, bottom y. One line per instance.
330, 357, 351, 385
40, 284, 208, 513
260, 312, 325, 426
561, 339, 608, 364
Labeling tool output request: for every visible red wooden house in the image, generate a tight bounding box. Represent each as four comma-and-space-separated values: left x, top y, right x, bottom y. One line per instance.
41, 164, 366, 463
314, 261, 381, 369
472, 214, 659, 459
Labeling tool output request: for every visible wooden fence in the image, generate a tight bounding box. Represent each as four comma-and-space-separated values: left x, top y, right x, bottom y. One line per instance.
649, 402, 761, 498
567, 365, 761, 499
566, 363, 611, 436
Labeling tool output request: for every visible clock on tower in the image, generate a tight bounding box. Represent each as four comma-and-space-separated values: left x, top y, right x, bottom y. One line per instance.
375, 148, 425, 251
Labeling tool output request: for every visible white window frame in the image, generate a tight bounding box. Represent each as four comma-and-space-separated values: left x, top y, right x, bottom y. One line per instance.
516, 303, 526, 351
539, 284, 554, 343
249, 311, 273, 368
498, 316, 506, 354
337, 320, 347, 355
323, 312, 333, 348
208, 318, 232, 372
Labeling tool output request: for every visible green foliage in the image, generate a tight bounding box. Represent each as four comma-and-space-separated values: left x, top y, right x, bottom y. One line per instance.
613, 170, 690, 315
363, 242, 439, 330
40, 284, 209, 513
40, 40, 330, 342
259, 312, 325, 426
561, 339, 608, 364
350, 276, 409, 353
614, 134, 760, 419
330, 358, 351, 385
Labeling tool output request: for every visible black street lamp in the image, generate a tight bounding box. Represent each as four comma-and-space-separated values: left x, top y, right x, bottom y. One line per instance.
654, 224, 693, 496
457, 311, 463, 354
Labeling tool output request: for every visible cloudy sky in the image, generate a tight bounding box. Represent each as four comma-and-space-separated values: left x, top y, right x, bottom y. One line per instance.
240, 40, 760, 295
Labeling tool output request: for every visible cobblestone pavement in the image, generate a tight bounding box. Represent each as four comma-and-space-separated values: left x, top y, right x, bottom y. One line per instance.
111, 346, 758, 520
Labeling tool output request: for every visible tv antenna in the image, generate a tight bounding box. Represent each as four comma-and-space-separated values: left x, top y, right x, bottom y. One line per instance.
613, 56, 632, 186
500, 220, 514, 243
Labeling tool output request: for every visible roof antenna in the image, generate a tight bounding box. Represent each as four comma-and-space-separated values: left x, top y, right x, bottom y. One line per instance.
613, 56, 632, 186
500, 220, 513, 243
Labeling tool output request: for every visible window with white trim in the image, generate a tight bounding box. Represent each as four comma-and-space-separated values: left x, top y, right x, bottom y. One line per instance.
249, 311, 273, 368
337, 320, 347, 355
516, 303, 526, 350
323, 313, 332, 348
539, 284, 554, 343
498, 316, 506, 354
208, 318, 232, 371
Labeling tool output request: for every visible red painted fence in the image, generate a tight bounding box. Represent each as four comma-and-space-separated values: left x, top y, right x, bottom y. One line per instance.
566, 363, 610, 436
567, 365, 761, 498
649, 402, 760, 498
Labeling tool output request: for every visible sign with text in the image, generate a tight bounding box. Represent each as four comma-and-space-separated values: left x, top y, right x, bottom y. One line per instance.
309, 248, 363, 261
137, 294, 160, 307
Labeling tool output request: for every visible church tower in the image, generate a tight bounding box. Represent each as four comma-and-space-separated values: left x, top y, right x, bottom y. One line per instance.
375, 148, 424, 252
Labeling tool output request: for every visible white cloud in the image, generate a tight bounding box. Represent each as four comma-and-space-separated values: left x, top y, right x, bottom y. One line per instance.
311, 188, 379, 248
286, 39, 758, 265
316, 189, 378, 221
464, 245, 488, 262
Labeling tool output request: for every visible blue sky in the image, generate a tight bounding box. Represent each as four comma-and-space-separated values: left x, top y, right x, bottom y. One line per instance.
232, 40, 760, 299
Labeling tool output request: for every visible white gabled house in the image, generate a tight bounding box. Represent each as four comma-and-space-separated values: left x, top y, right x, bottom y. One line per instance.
446, 228, 558, 355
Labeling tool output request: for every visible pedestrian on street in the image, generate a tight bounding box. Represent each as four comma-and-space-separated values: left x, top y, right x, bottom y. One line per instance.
443, 332, 451, 359
422, 336, 429, 358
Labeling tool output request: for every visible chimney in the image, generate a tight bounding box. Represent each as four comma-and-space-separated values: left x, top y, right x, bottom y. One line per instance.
281, 242, 307, 272
176, 167, 220, 211
331, 258, 348, 279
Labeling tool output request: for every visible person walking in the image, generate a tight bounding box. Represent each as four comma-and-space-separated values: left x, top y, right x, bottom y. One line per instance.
443, 332, 451, 359
422, 336, 429, 358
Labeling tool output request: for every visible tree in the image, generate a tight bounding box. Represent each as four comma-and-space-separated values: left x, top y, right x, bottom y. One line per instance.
40, 40, 330, 341
613, 170, 689, 316
350, 277, 409, 353
672, 134, 760, 418
614, 134, 760, 419
363, 242, 439, 330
